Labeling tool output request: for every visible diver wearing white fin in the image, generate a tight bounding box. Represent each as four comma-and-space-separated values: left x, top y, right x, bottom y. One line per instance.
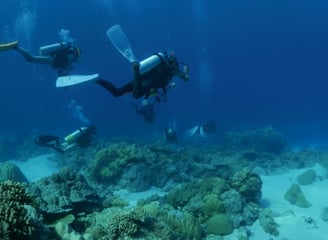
0, 31, 81, 76
96, 51, 189, 102
186, 120, 217, 138
98, 24, 189, 102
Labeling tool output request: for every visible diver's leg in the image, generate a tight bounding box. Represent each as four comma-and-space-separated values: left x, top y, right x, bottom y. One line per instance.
132, 61, 142, 98
15, 46, 53, 64
96, 79, 133, 97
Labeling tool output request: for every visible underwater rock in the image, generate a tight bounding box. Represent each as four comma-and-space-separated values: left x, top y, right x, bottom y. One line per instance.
55, 221, 93, 240
320, 207, 328, 222
27, 167, 101, 221
55, 222, 72, 238
224, 125, 288, 154
284, 183, 311, 208
297, 169, 316, 185
0, 162, 28, 182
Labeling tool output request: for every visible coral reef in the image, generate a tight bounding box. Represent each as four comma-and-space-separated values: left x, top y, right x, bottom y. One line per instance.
259, 208, 279, 236
206, 213, 233, 235
0, 162, 28, 182
82, 207, 146, 240
27, 167, 101, 221
164, 171, 262, 236
0, 180, 34, 240
224, 125, 288, 154
3, 128, 326, 239
230, 167, 262, 202
89, 143, 148, 183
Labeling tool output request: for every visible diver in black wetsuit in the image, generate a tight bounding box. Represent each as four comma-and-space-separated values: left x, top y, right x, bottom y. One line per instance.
0, 40, 80, 76
130, 99, 156, 123
35, 126, 96, 153
96, 52, 189, 102
164, 127, 178, 144
186, 120, 218, 138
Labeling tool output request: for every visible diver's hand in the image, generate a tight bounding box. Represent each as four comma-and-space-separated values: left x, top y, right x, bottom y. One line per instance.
183, 73, 189, 81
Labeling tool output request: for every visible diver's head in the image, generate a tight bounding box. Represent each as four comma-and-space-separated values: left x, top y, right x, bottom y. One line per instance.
168, 55, 179, 70
72, 46, 81, 60
165, 127, 178, 143
141, 99, 149, 106
75, 125, 96, 148
202, 120, 217, 134
167, 53, 189, 82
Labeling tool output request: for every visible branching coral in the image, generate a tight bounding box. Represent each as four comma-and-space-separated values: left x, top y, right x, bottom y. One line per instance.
0, 180, 34, 240
108, 207, 145, 239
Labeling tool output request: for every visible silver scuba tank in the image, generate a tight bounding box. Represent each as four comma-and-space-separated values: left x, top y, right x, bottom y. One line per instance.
139, 52, 165, 75
64, 127, 87, 143
39, 42, 69, 56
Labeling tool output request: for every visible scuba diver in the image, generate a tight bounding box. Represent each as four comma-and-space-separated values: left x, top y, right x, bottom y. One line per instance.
54, 25, 189, 100
164, 127, 178, 144
35, 125, 96, 154
186, 120, 217, 138
0, 29, 80, 76
96, 51, 189, 102
130, 98, 156, 123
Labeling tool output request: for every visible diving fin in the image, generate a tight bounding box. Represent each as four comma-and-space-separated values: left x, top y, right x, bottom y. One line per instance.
199, 126, 208, 138
106, 24, 137, 63
186, 126, 200, 137
56, 73, 99, 87
0, 41, 18, 51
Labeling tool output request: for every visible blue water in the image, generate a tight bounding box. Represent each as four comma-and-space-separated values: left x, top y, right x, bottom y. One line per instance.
1, 0, 328, 145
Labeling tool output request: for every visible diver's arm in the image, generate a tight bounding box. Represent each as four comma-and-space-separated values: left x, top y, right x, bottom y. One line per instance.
175, 69, 189, 81
15, 46, 53, 64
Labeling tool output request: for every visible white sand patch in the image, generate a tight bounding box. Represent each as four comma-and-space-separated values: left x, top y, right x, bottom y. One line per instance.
114, 187, 167, 207
226, 163, 328, 240
9, 154, 59, 182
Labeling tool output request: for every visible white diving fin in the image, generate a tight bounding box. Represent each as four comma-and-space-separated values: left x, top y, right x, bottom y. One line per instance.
186, 126, 200, 137
106, 24, 137, 63
56, 73, 99, 88
0, 41, 18, 51
199, 126, 208, 138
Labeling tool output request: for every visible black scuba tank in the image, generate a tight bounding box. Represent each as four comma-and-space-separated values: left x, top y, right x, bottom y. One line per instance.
139, 52, 166, 75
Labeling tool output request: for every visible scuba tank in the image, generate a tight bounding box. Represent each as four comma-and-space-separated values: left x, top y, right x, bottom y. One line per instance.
139, 52, 166, 75
64, 127, 87, 144
39, 42, 70, 56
